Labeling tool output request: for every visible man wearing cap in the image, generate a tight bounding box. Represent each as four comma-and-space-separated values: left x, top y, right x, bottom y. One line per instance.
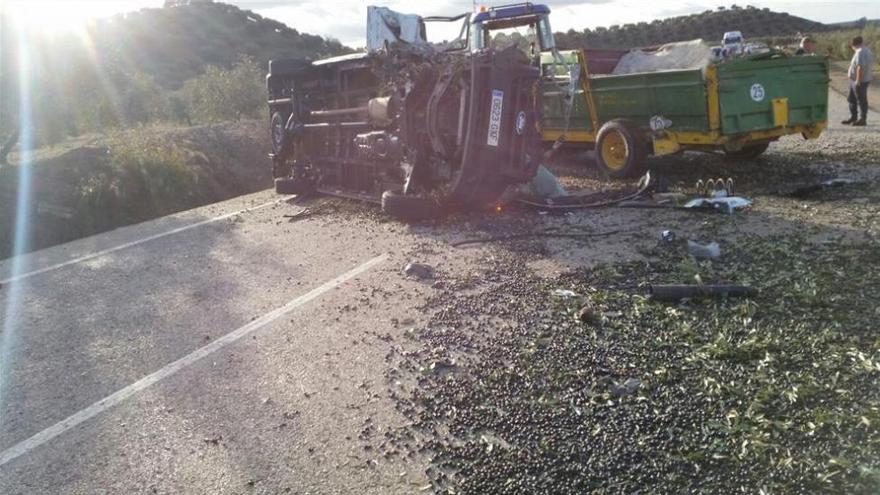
843, 36, 874, 127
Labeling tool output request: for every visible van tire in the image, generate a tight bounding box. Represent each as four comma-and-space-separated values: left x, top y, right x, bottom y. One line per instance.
270, 111, 293, 157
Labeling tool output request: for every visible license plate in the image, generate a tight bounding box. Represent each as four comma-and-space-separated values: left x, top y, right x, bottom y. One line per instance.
486, 89, 504, 147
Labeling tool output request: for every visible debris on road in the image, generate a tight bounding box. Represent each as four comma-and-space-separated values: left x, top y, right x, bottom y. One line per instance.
404, 262, 435, 280
649, 283, 754, 301
552, 289, 578, 298
425, 359, 458, 376
517, 172, 653, 210
610, 377, 642, 397
683, 196, 751, 214
695, 177, 735, 197
203, 435, 223, 446
576, 303, 599, 324
660, 230, 677, 243
283, 208, 313, 222
687, 240, 721, 260
528, 165, 568, 199
452, 229, 622, 248
652, 192, 688, 203
788, 177, 862, 197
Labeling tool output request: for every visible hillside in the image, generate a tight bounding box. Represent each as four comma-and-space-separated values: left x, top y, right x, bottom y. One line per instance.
85, 1, 354, 90
0, 1, 354, 143
555, 4, 829, 50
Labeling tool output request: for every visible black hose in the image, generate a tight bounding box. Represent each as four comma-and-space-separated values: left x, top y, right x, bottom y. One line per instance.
649, 284, 755, 301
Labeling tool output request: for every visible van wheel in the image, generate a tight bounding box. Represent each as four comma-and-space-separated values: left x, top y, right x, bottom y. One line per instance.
275, 177, 314, 196
381, 190, 441, 222
595, 120, 647, 178
724, 143, 769, 160
270, 111, 293, 157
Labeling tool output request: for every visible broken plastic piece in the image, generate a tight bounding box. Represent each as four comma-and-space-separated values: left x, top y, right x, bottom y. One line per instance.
528, 165, 568, 198
687, 240, 721, 260
683, 196, 751, 214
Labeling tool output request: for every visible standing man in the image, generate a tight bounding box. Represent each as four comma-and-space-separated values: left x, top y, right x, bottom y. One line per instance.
843, 36, 874, 127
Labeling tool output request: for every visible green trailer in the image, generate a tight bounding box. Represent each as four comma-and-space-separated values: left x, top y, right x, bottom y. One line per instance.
541, 49, 830, 177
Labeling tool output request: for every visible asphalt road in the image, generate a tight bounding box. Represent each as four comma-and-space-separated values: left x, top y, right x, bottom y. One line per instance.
0, 90, 876, 494
0, 192, 472, 494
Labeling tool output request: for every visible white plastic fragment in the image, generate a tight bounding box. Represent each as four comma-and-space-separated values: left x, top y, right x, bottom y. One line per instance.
687, 240, 721, 260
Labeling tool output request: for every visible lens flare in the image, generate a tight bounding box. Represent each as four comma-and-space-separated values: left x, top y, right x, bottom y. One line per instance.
0, 17, 35, 408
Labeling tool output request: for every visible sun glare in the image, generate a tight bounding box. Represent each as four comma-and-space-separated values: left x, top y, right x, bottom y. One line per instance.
2, 1, 147, 33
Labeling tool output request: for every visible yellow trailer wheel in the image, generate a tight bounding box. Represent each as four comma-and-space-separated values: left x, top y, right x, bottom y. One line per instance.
595, 120, 646, 178
600, 131, 629, 172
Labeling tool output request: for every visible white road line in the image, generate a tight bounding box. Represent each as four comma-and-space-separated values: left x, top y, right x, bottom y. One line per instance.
0, 196, 292, 285
0, 253, 387, 468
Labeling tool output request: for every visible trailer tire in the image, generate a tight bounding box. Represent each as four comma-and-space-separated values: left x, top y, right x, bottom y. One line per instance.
595, 120, 647, 178
270, 111, 293, 157
275, 177, 314, 196
381, 190, 441, 222
724, 143, 769, 161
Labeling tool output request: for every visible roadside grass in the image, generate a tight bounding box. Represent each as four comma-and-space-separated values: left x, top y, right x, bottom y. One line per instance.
402, 233, 880, 493
813, 27, 879, 61
76, 135, 206, 230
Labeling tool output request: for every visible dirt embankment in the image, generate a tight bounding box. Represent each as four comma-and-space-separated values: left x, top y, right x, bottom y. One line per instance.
0, 120, 271, 259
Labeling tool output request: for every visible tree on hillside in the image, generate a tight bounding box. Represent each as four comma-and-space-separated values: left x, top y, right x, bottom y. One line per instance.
183, 55, 263, 123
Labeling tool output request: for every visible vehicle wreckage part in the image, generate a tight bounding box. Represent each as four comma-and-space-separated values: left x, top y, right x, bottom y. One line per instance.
649, 284, 755, 301
271, 155, 292, 179
266, 39, 542, 213
381, 190, 441, 221
516, 171, 652, 210
367, 97, 393, 126
354, 131, 401, 160
596, 119, 647, 178
447, 48, 542, 204
308, 106, 369, 121
274, 177, 315, 196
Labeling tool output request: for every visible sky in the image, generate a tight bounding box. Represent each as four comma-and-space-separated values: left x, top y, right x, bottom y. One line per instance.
3, 0, 879, 47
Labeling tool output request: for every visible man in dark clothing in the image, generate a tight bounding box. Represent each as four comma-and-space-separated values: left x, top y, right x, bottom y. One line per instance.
842, 36, 874, 126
